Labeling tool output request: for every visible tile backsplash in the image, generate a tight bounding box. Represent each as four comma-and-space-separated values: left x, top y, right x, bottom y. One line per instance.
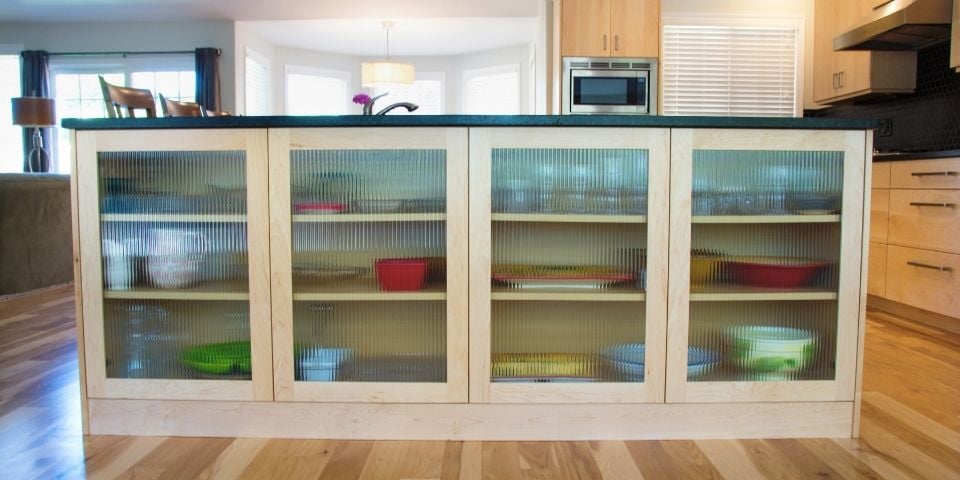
805, 43, 960, 153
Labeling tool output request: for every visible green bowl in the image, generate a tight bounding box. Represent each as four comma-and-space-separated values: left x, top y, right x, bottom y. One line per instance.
180, 341, 252, 376
728, 326, 816, 380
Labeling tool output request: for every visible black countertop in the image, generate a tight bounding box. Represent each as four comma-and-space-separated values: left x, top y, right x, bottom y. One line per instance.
873, 149, 960, 162
62, 115, 878, 131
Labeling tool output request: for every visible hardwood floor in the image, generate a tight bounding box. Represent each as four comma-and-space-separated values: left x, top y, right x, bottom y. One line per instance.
1, 286, 957, 479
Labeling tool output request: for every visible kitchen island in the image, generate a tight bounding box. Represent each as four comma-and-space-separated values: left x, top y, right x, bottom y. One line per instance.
64, 115, 875, 439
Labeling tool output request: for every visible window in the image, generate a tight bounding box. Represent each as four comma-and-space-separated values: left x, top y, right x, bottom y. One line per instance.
0, 52, 23, 173
245, 48, 271, 115
49, 53, 194, 172
662, 23, 799, 117
285, 66, 349, 116
463, 64, 520, 115
371, 73, 444, 115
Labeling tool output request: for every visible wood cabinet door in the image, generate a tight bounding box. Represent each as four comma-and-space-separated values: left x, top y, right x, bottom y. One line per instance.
610, 0, 660, 58
953, 0, 959, 70
834, 0, 872, 97
561, 0, 612, 57
813, 0, 839, 103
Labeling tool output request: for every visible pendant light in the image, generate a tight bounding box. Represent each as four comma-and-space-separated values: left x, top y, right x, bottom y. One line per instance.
361, 21, 415, 87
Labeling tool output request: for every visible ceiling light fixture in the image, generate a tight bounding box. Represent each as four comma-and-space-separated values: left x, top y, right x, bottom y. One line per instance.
361, 21, 415, 87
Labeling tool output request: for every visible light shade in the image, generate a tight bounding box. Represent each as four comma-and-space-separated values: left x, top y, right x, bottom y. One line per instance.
12, 97, 56, 127
361, 61, 415, 87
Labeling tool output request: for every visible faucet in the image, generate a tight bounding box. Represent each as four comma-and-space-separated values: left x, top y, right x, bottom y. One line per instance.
362, 92, 419, 115
376, 102, 419, 115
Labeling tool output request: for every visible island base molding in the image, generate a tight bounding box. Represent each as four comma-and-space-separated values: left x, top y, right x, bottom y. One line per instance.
88, 399, 854, 440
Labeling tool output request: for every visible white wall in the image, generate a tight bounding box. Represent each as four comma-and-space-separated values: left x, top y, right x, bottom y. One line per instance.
0, 21, 237, 112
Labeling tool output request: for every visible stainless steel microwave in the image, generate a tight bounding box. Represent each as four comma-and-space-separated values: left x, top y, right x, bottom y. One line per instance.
562, 57, 657, 115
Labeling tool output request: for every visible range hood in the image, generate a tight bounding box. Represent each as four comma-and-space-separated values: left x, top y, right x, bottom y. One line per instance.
834, 0, 953, 51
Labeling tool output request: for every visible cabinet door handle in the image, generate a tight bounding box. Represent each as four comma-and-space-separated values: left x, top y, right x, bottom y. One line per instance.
909, 202, 957, 208
839, 71, 844, 88
615, 34, 619, 51
907, 261, 954, 272
832, 73, 838, 89
911, 171, 959, 177
603, 34, 608, 51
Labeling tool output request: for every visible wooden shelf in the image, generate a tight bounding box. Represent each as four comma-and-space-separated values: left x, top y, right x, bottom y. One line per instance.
293, 279, 447, 301
293, 213, 445, 223
690, 285, 838, 302
692, 214, 840, 224
101, 214, 247, 223
103, 280, 249, 301
492, 285, 645, 302
492, 213, 646, 224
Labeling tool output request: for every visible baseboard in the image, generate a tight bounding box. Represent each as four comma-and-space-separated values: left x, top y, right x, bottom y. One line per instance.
867, 295, 960, 335
88, 399, 855, 440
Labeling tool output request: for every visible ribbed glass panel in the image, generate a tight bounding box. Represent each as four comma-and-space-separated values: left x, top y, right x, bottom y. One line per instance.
491, 302, 645, 383
293, 301, 446, 382
688, 301, 837, 382
688, 149, 842, 382
292, 221, 445, 294
290, 149, 445, 213
491, 148, 648, 215
492, 222, 647, 290
98, 151, 246, 215
692, 150, 843, 216
104, 299, 251, 380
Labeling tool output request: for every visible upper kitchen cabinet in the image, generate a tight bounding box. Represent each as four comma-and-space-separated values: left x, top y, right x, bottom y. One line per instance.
813, 0, 917, 104
561, 0, 660, 58
952, 0, 959, 71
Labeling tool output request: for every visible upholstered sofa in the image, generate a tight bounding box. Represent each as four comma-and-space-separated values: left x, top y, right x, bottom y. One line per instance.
0, 173, 72, 295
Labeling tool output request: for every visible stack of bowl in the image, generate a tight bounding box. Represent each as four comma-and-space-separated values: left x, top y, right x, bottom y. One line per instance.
728, 326, 816, 380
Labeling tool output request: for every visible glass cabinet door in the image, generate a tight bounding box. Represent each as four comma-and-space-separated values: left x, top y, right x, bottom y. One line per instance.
75, 129, 272, 401
469, 128, 669, 403
271, 128, 468, 403
666, 129, 867, 403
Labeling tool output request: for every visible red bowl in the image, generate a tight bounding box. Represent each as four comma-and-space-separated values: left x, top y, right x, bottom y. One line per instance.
375, 258, 428, 291
727, 258, 827, 288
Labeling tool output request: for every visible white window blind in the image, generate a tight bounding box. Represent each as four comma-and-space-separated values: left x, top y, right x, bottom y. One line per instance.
245, 49, 270, 115
463, 64, 520, 115
372, 73, 444, 115
285, 67, 349, 115
662, 25, 798, 117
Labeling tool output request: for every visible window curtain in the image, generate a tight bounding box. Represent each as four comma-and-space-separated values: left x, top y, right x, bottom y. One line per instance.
195, 48, 222, 112
20, 50, 52, 172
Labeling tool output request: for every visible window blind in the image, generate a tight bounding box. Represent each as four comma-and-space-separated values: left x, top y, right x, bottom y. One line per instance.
662, 25, 798, 117
463, 65, 520, 115
245, 54, 270, 115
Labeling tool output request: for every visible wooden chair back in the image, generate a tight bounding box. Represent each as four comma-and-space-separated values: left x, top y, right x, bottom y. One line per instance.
98, 76, 156, 118
159, 93, 202, 117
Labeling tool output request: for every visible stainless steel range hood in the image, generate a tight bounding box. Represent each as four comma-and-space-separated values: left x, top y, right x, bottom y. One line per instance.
833, 0, 953, 51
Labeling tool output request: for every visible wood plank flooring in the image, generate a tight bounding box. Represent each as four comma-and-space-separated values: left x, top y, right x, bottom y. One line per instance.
1, 286, 958, 479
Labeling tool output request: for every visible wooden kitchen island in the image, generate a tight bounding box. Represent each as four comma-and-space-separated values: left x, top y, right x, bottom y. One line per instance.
64, 115, 875, 439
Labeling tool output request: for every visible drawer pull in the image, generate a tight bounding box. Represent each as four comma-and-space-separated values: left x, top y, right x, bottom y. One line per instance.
911, 171, 958, 177
909, 202, 956, 208
907, 261, 954, 272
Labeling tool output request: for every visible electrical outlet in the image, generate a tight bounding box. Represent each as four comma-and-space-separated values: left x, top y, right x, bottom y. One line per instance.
878, 118, 893, 137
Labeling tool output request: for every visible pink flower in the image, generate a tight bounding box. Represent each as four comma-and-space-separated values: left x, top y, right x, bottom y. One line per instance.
352, 93, 372, 105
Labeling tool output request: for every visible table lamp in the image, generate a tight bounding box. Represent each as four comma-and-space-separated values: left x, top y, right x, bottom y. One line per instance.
12, 96, 56, 172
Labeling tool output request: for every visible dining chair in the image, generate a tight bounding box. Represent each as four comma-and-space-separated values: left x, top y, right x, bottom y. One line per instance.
98, 76, 156, 118
159, 93, 202, 117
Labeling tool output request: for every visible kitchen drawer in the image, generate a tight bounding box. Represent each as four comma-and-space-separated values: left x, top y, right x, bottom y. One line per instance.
888, 189, 960, 254
890, 158, 960, 189
885, 245, 960, 318
871, 188, 889, 243
868, 242, 887, 297
872, 162, 890, 189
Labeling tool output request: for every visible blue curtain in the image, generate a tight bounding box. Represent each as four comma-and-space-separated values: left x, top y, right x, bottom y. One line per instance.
195, 48, 221, 112
20, 50, 52, 172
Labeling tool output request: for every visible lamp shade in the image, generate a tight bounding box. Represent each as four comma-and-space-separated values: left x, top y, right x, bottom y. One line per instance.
12, 97, 56, 127
361, 61, 415, 87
